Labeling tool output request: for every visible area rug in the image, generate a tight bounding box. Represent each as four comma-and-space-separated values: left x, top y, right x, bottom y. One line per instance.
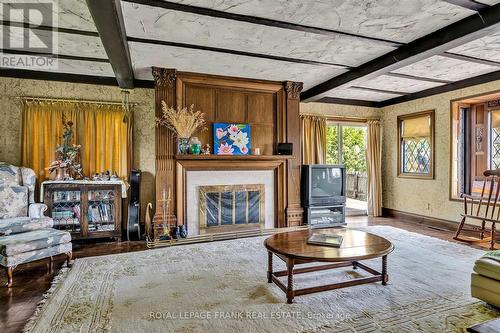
22, 226, 499, 333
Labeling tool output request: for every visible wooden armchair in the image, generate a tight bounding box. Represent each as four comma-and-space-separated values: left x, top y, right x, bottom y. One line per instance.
454, 170, 499, 250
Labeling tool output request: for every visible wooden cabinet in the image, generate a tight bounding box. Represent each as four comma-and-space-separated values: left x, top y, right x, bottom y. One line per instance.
42, 182, 122, 240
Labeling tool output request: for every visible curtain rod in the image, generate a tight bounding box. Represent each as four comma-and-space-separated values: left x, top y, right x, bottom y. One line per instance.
16, 96, 138, 106
300, 113, 379, 122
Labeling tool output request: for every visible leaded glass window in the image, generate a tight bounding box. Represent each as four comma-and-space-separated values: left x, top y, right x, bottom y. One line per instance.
490, 111, 500, 170
398, 111, 434, 178
402, 138, 431, 173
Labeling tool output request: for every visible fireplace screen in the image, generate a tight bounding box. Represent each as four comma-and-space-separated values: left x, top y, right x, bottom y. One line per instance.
199, 184, 265, 233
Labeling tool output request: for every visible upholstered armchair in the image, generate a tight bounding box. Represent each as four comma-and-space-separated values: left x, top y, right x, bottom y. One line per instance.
0, 163, 72, 287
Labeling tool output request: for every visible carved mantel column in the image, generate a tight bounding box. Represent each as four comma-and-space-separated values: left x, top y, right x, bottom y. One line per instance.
284, 81, 304, 227
153, 67, 178, 226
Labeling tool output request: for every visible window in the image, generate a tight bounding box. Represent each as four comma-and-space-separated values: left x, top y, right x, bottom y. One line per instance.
397, 110, 434, 179
490, 111, 500, 169
450, 96, 500, 199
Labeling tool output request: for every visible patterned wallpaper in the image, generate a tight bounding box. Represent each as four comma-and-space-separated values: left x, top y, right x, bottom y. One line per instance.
3, 76, 500, 224
380, 78, 500, 222
0, 77, 156, 217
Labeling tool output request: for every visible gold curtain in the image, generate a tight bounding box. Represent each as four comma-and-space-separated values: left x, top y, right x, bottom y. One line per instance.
366, 120, 383, 217
301, 116, 327, 164
21, 101, 133, 181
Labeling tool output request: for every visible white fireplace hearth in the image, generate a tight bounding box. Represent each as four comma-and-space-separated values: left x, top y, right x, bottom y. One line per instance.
185, 170, 275, 236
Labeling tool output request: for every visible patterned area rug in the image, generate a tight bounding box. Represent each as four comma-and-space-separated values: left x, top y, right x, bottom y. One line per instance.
23, 226, 499, 333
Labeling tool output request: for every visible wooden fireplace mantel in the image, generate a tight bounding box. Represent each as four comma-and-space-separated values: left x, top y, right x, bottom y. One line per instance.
175, 155, 294, 161
153, 68, 304, 228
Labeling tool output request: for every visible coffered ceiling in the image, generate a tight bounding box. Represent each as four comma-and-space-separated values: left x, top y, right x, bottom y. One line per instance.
2, 0, 500, 106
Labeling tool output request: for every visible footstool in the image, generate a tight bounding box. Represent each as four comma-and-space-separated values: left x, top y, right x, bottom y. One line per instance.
0, 228, 72, 287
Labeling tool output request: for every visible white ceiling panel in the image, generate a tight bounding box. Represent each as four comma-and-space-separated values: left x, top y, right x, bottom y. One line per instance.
324, 87, 402, 102
0, 53, 114, 76
1, 27, 107, 59
1, 0, 97, 32
161, 0, 473, 43
356, 74, 445, 93
448, 30, 500, 63
392, 55, 499, 81
122, 2, 396, 67
129, 42, 348, 90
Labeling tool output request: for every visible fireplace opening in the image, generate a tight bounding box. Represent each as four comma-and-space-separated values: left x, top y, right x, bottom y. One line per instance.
199, 184, 265, 234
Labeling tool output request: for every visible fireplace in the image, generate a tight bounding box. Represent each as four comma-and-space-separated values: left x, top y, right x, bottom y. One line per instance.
199, 184, 265, 234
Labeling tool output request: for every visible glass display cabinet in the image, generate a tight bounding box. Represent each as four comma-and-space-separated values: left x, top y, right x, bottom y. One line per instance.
42, 182, 122, 240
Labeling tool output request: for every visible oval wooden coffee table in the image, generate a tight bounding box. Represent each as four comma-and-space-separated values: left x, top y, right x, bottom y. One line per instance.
264, 228, 394, 303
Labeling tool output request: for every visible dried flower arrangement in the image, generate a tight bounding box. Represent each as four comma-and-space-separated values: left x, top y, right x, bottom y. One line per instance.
156, 101, 206, 138
47, 116, 83, 179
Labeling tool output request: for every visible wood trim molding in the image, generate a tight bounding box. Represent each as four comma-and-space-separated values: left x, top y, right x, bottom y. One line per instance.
284, 81, 303, 100
284, 80, 304, 226
153, 67, 178, 226
382, 208, 458, 231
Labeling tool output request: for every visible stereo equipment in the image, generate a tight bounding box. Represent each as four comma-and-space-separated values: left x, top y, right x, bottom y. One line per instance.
127, 170, 142, 241
277, 142, 293, 155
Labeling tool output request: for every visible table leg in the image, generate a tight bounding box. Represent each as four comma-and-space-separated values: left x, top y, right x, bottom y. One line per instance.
382, 255, 388, 285
286, 259, 294, 304
267, 251, 273, 283
6, 266, 13, 288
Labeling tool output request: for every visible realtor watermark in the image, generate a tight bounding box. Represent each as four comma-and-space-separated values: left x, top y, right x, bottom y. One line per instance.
148, 310, 351, 321
1, 0, 58, 70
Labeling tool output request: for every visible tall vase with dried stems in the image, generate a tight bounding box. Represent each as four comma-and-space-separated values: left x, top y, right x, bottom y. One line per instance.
156, 101, 206, 155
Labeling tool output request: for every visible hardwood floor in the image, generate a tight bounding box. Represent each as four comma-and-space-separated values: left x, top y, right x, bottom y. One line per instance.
0, 216, 497, 333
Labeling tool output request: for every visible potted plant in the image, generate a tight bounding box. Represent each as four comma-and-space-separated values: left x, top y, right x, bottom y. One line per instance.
47, 117, 83, 180
156, 101, 206, 154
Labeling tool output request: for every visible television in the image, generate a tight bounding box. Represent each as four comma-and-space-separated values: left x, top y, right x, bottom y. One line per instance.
301, 164, 346, 207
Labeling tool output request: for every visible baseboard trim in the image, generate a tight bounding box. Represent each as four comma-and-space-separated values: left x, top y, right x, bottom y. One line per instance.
382, 208, 458, 231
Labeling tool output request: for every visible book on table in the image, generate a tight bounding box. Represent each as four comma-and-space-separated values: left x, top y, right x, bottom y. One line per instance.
307, 233, 343, 247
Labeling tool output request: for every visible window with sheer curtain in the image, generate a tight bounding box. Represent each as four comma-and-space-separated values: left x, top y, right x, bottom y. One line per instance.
21, 100, 133, 181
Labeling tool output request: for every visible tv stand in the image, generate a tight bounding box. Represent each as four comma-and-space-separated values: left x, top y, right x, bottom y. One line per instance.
304, 204, 346, 228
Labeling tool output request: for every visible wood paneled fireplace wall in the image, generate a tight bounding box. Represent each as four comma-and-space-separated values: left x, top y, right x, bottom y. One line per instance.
152, 67, 303, 228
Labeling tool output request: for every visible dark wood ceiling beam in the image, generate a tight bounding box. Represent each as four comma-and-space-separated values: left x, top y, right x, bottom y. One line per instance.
0, 20, 99, 37
86, 0, 134, 88
385, 72, 453, 84
301, 3, 500, 102
350, 86, 409, 96
0, 48, 109, 63
377, 69, 500, 107
442, 52, 500, 67
127, 37, 349, 68
315, 97, 378, 107
0, 67, 153, 88
123, 0, 402, 47
441, 0, 489, 11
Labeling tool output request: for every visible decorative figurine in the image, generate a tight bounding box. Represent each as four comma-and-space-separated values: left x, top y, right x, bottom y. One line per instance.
202, 144, 211, 155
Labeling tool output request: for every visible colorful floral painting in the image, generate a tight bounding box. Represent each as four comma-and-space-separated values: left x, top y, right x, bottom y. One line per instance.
213, 123, 251, 155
